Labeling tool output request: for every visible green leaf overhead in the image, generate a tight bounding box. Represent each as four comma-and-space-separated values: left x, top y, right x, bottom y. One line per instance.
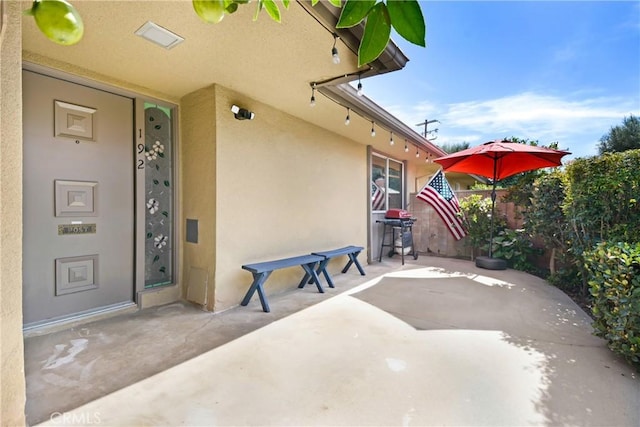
262, 0, 281, 22
358, 2, 391, 66
336, 0, 375, 28
328, 0, 342, 7
387, 0, 426, 47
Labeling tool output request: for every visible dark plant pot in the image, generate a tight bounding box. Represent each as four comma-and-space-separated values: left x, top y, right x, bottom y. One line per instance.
476, 256, 507, 270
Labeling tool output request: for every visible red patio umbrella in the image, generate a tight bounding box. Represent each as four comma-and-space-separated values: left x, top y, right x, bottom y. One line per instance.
434, 139, 571, 269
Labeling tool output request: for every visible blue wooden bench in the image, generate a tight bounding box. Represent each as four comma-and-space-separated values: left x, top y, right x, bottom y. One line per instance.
301, 246, 365, 289
240, 254, 325, 312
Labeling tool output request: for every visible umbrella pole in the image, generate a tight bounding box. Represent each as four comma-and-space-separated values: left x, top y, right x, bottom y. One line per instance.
489, 183, 496, 258
488, 160, 498, 258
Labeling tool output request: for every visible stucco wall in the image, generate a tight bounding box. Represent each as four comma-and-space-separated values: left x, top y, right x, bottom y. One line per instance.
212, 86, 368, 311
1, 2, 26, 425
180, 85, 218, 310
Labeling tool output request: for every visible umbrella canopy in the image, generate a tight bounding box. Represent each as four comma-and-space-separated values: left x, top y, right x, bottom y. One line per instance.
434, 140, 571, 181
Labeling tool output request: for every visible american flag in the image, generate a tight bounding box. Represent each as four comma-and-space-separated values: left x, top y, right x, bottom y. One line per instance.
416, 170, 467, 240
371, 183, 385, 211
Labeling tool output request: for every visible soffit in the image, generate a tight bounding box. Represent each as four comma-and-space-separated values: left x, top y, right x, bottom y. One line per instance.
20, 0, 441, 162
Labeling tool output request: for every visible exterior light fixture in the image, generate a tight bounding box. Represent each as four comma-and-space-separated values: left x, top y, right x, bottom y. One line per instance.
231, 104, 254, 120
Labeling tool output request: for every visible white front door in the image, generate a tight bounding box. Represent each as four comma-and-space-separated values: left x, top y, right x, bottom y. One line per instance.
22, 70, 135, 327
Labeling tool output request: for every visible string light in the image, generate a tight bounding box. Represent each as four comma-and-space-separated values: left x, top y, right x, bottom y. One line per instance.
310, 84, 316, 107
331, 34, 340, 64
416, 147, 420, 158
370, 121, 376, 137
389, 131, 394, 145
344, 108, 350, 125
404, 140, 409, 152
357, 74, 363, 96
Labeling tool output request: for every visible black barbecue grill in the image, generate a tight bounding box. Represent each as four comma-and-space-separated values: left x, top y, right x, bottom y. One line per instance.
376, 210, 418, 265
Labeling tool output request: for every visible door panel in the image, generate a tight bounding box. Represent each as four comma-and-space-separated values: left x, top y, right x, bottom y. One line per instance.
22, 71, 134, 326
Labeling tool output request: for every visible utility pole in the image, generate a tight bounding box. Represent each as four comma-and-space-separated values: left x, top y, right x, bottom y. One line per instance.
416, 119, 439, 139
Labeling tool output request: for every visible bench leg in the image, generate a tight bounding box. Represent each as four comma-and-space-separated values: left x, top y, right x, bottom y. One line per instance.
315, 258, 335, 288
300, 262, 324, 293
241, 271, 272, 312
299, 261, 329, 289
342, 251, 366, 276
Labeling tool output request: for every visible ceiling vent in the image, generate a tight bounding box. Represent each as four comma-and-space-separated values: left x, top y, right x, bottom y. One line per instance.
135, 21, 184, 50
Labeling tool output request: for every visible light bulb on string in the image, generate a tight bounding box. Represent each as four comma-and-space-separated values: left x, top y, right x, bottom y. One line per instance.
331, 34, 340, 64
310, 84, 316, 107
416, 147, 420, 158
370, 121, 376, 137
344, 108, 350, 125
357, 74, 363, 96
404, 140, 409, 152
389, 131, 394, 145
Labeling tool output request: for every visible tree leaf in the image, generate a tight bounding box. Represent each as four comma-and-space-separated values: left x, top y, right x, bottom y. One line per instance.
262, 0, 281, 22
225, 2, 238, 14
328, 0, 342, 7
282, 0, 290, 9
311, 0, 319, 5
358, 3, 390, 66
253, 0, 262, 21
337, 0, 375, 28
387, 0, 426, 47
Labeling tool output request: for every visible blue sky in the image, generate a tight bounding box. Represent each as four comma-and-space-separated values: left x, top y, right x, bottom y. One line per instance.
361, 1, 640, 159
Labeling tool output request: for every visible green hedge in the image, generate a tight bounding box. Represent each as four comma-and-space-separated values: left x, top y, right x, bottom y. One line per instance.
584, 242, 640, 369
564, 150, 640, 245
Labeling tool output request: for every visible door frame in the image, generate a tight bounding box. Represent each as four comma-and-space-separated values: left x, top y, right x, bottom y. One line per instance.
22, 62, 180, 317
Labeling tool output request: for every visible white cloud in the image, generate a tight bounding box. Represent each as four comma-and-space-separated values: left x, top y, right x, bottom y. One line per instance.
384, 92, 639, 158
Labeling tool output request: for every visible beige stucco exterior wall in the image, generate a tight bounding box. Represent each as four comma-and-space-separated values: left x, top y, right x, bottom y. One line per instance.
180, 85, 218, 310
1, 2, 26, 425
210, 86, 368, 312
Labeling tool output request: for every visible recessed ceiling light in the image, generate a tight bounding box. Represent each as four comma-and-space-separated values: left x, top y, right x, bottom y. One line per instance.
135, 21, 184, 50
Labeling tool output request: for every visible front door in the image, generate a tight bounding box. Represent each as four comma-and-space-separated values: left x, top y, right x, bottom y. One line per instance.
22, 70, 135, 327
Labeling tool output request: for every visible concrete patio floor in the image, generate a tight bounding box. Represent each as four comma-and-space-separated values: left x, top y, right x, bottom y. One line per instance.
25, 255, 639, 426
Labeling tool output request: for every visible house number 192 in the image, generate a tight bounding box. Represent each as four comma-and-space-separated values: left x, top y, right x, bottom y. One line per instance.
137, 143, 144, 169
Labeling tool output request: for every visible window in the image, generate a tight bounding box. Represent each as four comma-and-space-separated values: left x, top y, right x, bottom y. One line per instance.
143, 103, 174, 288
371, 153, 404, 212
